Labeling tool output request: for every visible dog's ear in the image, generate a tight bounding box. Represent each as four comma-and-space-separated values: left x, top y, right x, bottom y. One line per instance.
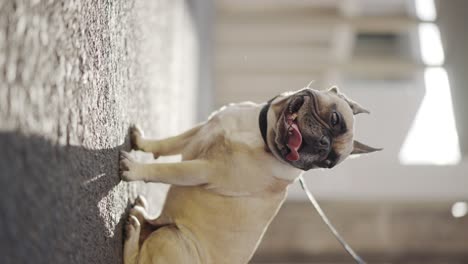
329, 86, 370, 115
351, 140, 382, 155
346, 98, 370, 115
328, 86, 339, 94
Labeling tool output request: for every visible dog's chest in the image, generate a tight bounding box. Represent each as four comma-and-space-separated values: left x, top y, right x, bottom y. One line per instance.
212, 102, 264, 147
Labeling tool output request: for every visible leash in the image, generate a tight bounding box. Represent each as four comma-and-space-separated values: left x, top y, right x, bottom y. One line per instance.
299, 175, 366, 264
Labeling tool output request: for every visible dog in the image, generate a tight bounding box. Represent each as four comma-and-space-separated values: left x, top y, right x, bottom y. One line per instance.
119, 86, 380, 264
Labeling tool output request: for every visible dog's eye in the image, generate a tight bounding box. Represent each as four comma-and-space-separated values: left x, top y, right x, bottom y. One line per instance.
331, 112, 340, 127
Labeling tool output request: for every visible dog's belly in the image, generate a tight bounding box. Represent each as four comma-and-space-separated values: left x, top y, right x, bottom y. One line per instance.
159, 185, 287, 263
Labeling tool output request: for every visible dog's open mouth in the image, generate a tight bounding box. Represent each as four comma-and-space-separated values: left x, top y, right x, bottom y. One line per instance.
284, 96, 304, 161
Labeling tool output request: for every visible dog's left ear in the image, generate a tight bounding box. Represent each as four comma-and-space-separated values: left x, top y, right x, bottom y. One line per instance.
351, 140, 382, 155
346, 98, 370, 115
328, 86, 370, 115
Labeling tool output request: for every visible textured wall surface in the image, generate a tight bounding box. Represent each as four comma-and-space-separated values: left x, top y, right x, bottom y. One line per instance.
0, 0, 196, 263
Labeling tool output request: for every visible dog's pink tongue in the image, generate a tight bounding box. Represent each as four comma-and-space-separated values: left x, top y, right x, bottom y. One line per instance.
286, 123, 302, 161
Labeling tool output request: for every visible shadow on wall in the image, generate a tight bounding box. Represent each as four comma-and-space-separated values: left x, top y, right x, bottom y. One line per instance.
0, 132, 130, 264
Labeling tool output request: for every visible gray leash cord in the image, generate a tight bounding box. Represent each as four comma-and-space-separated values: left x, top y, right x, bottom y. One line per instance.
299, 176, 366, 264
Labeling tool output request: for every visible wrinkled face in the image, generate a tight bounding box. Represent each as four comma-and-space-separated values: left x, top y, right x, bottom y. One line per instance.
266, 88, 356, 170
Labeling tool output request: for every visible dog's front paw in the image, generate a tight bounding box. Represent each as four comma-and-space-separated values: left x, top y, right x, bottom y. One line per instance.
129, 125, 144, 150
120, 151, 138, 181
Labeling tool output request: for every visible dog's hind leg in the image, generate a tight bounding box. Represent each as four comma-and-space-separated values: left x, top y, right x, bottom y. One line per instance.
129, 195, 150, 227
129, 124, 202, 158
129, 195, 173, 246
124, 215, 141, 264
137, 226, 202, 264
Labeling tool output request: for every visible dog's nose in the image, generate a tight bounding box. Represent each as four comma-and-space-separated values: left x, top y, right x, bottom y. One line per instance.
319, 136, 330, 149
317, 136, 331, 159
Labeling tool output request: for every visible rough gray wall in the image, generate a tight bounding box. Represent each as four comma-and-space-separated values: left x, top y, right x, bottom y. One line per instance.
0, 0, 196, 263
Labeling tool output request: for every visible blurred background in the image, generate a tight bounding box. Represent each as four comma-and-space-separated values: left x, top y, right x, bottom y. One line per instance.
195, 0, 468, 263
1, 0, 467, 263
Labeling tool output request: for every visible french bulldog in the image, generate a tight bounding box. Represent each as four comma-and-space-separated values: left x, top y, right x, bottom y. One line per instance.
120, 86, 380, 264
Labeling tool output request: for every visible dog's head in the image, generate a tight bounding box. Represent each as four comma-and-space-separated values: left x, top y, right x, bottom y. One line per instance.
264, 86, 380, 170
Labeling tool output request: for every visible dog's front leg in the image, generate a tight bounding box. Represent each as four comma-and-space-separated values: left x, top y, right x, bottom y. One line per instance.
120, 151, 215, 186
130, 124, 202, 158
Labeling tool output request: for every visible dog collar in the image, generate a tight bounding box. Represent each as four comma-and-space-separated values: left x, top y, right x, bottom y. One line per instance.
258, 103, 270, 147
259, 96, 278, 147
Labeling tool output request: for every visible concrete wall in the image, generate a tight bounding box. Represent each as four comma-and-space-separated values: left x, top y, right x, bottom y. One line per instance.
0, 1, 197, 263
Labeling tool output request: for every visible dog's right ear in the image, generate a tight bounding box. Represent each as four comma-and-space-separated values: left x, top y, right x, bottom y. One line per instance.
351, 140, 382, 155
